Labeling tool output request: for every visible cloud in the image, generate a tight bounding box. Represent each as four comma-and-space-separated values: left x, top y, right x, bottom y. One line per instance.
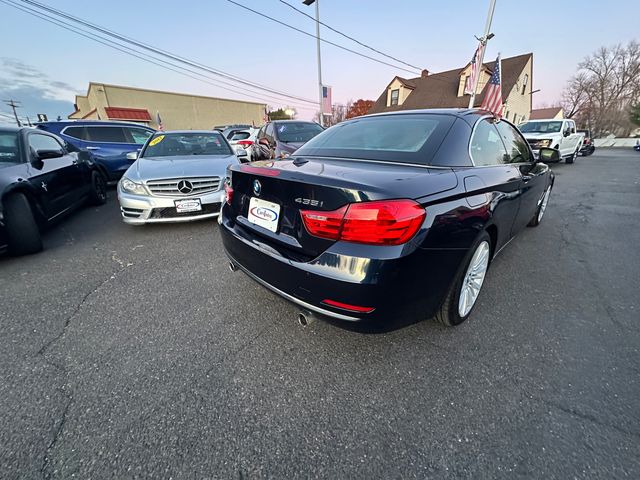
0, 57, 76, 101
0, 58, 78, 122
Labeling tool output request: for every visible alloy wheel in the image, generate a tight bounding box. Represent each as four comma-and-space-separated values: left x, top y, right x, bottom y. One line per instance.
538, 187, 551, 223
458, 240, 490, 317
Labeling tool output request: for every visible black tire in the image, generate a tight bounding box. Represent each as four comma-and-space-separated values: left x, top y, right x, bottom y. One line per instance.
4, 192, 42, 255
88, 170, 107, 205
566, 148, 578, 164
528, 185, 551, 227
434, 231, 491, 327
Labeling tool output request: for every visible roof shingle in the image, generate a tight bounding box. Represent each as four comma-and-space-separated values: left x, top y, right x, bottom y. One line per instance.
369, 53, 532, 114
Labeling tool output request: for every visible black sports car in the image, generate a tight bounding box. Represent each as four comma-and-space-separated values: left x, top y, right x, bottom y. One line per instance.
0, 126, 107, 255
220, 109, 557, 326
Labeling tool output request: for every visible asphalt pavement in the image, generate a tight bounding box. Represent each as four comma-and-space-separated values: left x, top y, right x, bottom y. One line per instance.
1, 148, 639, 479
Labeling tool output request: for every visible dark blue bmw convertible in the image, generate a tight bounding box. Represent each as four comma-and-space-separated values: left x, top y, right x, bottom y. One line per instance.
220, 109, 557, 326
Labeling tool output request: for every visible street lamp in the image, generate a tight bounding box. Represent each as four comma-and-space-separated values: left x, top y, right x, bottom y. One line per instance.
302, 0, 323, 127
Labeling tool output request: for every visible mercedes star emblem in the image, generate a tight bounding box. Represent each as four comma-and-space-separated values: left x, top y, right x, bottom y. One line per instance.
177, 180, 193, 194
253, 179, 261, 196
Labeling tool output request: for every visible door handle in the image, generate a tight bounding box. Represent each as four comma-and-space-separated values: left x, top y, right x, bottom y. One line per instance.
85, 146, 100, 150
522, 175, 533, 183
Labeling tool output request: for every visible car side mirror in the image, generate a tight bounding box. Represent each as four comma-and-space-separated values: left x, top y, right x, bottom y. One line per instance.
563, 129, 571, 137
35, 149, 64, 161
126, 151, 138, 160
258, 138, 270, 147
538, 147, 560, 163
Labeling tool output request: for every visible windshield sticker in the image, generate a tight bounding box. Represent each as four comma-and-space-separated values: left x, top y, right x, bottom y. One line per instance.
149, 135, 165, 146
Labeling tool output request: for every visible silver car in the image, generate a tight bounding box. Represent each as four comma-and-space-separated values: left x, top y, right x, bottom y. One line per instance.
117, 130, 240, 224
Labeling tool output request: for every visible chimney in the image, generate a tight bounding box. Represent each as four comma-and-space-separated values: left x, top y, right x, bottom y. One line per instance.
421, 69, 430, 78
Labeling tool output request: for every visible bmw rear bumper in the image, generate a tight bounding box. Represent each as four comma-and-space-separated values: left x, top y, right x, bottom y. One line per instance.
219, 204, 466, 323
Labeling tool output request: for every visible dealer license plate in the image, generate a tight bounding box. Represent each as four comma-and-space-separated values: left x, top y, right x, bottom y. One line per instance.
175, 198, 202, 213
247, 197, 281, 232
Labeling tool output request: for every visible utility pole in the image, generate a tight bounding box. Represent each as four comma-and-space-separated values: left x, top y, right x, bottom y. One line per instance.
4, 99, 22, 127
303, 0, 323, 127
468, 0, 497, 109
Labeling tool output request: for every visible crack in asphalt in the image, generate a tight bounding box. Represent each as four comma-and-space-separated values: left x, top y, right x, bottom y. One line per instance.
536, 397, 640, 440
40, 397, 72, 480
34, 251, 135, 480
37, 252, 134, 357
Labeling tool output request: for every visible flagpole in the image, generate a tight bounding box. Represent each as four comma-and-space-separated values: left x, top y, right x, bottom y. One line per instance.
468, 0, 497, 109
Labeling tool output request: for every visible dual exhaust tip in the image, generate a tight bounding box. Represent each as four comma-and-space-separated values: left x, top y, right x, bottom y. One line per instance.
228, 260, 315, 327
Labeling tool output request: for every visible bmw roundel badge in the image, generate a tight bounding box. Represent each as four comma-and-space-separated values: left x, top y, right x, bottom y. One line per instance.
253, 179, 261, 196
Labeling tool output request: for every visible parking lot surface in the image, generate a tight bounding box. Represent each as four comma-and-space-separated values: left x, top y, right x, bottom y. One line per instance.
1, 148, 639, 478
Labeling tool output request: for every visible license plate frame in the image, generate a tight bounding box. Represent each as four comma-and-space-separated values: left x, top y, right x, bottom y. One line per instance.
247, 197, 281, 233
174, 198, 202, 213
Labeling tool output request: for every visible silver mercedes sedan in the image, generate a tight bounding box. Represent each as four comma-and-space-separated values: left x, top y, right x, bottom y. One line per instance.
117, 130, 241, 224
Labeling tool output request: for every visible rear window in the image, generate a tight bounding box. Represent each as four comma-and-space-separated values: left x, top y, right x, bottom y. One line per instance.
86, 126, 127, 143
275, 122, 323, 143
294, 114, 455, 165
230, 131, 251, 141
125, 127, 153, 144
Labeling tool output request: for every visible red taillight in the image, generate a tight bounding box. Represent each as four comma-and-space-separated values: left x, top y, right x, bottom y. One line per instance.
299, 205, 347, 240
300, 199, 425, 246
240, 165, 280, 177
322, 299, 375, 313
224, 183, 233, 204
237, 140, 254, 146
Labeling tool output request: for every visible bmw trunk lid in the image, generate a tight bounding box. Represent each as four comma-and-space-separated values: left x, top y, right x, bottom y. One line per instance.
225, 158, 457, 258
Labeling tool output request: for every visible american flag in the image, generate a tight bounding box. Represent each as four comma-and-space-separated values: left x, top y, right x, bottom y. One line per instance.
464, 42, 485, 95
156, 111, 164, 131
322, 85, 332, 116
481, 54, 503, 118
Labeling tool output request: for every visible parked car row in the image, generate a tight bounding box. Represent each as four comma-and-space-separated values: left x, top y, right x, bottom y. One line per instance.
3, 110, 568, 330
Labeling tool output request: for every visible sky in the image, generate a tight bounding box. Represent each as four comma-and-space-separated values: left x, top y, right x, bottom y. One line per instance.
0, 0, 638, 123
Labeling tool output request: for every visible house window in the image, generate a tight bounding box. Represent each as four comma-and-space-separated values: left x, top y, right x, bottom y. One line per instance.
521, 74, 528, 95
390, 89, 399, 106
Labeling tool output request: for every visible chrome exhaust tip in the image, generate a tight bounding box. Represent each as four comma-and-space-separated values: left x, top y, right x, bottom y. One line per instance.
297, 310, 315, 327
228, 261, 239, 272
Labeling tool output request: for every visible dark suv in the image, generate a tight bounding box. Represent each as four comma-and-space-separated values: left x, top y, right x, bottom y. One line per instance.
0, 127, 106, 255
36, 121, 155, 181
577, 129, 595, 156
252, 120, 324, 160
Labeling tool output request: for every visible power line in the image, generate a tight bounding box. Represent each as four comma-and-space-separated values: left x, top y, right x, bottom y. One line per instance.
2, 0, 317, 109
225, 0, 420, 75
11, 0, 319, 106
277, 0, 422, 72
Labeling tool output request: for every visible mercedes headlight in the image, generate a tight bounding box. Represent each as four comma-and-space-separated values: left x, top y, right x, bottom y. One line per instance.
120, 177, 147, 195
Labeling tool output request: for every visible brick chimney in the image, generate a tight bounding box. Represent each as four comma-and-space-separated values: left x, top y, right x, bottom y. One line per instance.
421, 69, 430, 78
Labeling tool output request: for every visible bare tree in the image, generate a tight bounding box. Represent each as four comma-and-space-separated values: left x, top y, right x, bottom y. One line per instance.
561, 41, 640, 136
